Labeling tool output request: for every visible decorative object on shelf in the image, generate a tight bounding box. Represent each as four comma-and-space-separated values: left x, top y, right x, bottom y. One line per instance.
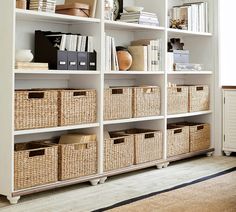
120, 11, 159, 26
15, 49, 34, 62
16, 0, 27, 9
174, 63, 204, 71
29, 0, 56, 13
15, 62, 49, 70
65, 0, 97, 18
113, 0, 123, 20
116, 46, 132, 71
168, 38, 184, 51
56, 3, 90, 17
170, 19, 185, 30
104, 0, 113, 20
124, 6, 144, 13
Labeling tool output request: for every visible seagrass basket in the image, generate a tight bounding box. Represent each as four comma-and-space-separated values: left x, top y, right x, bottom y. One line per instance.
15, 89, 58, 130
104, 87, 132, 120
133, 86, 161, 118
167, 125, 190, 157
14, 142, 58, 190
104, 133, 134, 171
189, 85, 209, 112
123, 129, 163, 164
167, 86, 188, 114
58, 89, 96, 126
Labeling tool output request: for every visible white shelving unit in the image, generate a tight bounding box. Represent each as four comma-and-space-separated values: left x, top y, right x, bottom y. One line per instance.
0, 0, 218, 204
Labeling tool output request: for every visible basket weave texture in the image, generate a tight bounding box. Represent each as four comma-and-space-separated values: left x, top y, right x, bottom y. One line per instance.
104, 134, 134, 171
58, 140, 97, 180
189, 85, 209, 112
133, 87, 161, 118
123, 129, 163, 164
59, 89, 97, 126
15, 90, 58, 130
168, 86, 188, 114
14, 142, 58, 190
104, 87, 132, 120
167, 125, 190, 157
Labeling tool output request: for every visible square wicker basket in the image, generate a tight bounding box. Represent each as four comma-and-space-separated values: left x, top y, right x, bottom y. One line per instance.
167, 125, 190, 157
58, 89, 97, 126
104, 87, 132, 120
104, 133, 134, 171
14, 142, 58, 190
189, 85, 209, 112
168, 86, 188, 114
15, 89, 58, 130
122, 129, 163, 164
133, 86, 161, 118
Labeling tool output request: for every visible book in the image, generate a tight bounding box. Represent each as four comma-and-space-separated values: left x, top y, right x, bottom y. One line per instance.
128, 46, 148, 71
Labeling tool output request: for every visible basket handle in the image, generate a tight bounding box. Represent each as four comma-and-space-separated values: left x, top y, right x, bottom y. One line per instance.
174, 129, 182, 134
28, 92, 45, 99
196, 86, 204, 91
28, 149, 45, 157
74, 143, 91, 150
197, 125, 204, 130
177, 88, 182, 92
143, 88, 154, 94
145, 133, 155, 139
113, 138, 125, 144
111, 89, 123, 95
73, 91, 87, 97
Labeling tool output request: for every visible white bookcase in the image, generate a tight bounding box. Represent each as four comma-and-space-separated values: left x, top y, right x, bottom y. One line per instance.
0, 0, 218, 204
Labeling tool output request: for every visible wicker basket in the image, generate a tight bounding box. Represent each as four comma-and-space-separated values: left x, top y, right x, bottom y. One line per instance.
174, 122, 210, 152
15, 90, 58, 130
189, 85, 209, 112
168, 86, 188, 114
104, 87, 132, 120
122, 129, 163, 164
104, 133, 134, 171
59, 89, 96, 126
133, 86, 161, 118
58, 140, 97, 180
167, 125, 190, 157
14, 142, 58, 190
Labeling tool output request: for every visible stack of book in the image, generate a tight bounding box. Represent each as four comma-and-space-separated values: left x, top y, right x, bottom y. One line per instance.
45, 33, 94, 52
29, 0, 56, 13
169, 2, 208, 32
105, 35, 119, 71
129, 39, 161, 72
120, 12, 159, 26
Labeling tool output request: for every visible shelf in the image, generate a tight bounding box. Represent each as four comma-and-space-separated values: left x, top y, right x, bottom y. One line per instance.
104, 116, 164, 125
167, 110, 212, 119
167, 71, 213, 75
105, 20, 165, 31
167, 28, 212, 37
12, 173, 103, 197
14, 123, 100, 136
15, 9, 101, 24
14, 69, 100, 75
104, 71, 164, 75
167, 148, 215, 163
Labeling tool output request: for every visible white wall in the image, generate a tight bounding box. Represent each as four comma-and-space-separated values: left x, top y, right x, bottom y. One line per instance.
219, 0, 236, 86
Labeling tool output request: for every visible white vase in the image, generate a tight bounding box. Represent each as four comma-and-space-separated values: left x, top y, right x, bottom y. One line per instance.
15, 49, 34, 62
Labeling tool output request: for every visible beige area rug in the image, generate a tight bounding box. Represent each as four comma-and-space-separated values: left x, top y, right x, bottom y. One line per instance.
97, 168, 236, 212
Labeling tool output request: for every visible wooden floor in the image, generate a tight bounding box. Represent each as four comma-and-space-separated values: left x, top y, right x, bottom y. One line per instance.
0, 156, 235, 212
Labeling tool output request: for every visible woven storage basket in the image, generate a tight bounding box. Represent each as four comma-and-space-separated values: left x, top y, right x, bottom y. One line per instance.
133, 86, 161, 118
15, 90, 58, 130
122, 129, 163, 164
59, 89, 96, 126
189, 85, 209, 112
104, 133, 134, 171
174, 122, 210, 152
104, 87, 132, 120
167, 125, 190, 157
58, 140, 97, 180
14, 142, 58, 190
167, 86, 188, 114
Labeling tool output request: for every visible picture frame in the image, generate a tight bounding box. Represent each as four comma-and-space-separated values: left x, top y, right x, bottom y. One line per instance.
113, 0, 123, 20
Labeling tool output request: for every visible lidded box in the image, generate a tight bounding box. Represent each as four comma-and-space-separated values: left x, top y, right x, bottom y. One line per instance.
56, 3, 90, 17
